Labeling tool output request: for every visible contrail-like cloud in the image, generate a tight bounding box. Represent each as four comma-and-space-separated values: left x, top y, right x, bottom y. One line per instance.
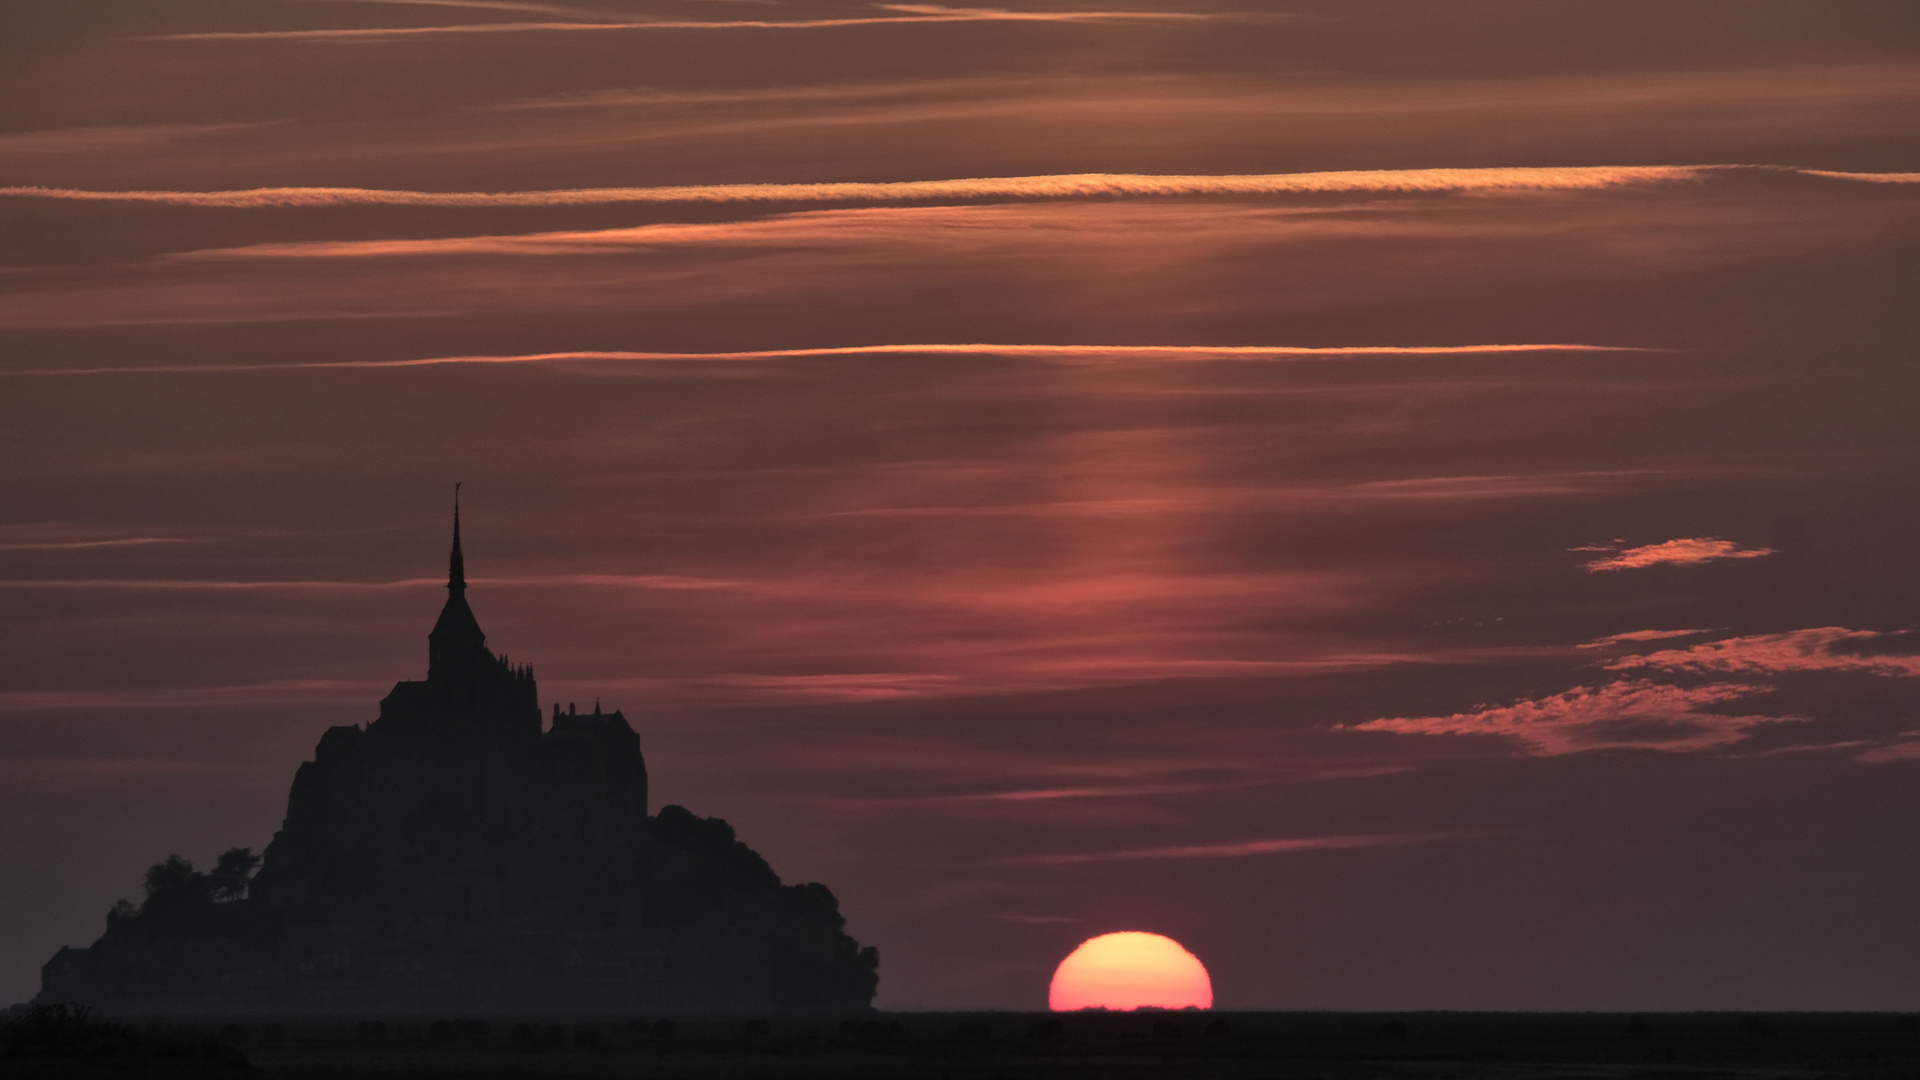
0, 573, 736, 591
1, 167, 1700, 207
0, 680, 389, 712
5, 343, 1656, 377
1797, 169, 1920, 184
1005, 832, 1461, 864
145, 5, 1253, 41
298, 0, 650, 19
6, 165, 1910, 210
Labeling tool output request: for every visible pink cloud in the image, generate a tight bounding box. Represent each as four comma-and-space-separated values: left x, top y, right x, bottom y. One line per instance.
7, 343, 1651, 378
1345, 680, 1792, 756
1580, 537, 1775, 572
1348, 472, 1661, 500
1608, 627, 1920, 678
0, 680, 386, 712
1578, 629, 1718, 648
312, 0, 643, 19
142, 7, 1269, 41
1855, 738, 1920, 765
0, 573, 736, 592
0, 537, 196, 552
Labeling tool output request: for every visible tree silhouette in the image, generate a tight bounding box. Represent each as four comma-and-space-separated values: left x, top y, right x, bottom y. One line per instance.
209, 848, 261, 902
141, 855, 199, 907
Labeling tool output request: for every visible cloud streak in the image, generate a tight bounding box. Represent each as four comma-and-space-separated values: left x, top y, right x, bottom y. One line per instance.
5, 343, 1653, 378
1608, 627, 1920, 679
1579, 629, 1718, 648
1345, 680, 1793, 756
1004, 832, 1458, 865
145, 5, 1255, 41
8, 166, 1915, 210
0, 680, 387, 712
0, 538, 198, 552
0, 166, 1735, 209
0, 573, 736, 592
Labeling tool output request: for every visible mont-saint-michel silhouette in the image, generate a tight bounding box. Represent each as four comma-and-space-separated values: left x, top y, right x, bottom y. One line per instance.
38, 501, 878, 1016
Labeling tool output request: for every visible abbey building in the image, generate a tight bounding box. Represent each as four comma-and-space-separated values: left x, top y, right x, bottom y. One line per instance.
40, 505, 878, 1015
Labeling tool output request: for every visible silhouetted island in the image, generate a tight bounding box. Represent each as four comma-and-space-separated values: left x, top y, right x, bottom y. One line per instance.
39, 501, 878, 1016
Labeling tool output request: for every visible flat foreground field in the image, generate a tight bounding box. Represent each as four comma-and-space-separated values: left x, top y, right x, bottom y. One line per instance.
20, 1010, 1915, 1080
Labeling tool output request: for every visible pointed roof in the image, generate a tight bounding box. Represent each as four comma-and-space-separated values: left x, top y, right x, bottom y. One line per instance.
448, 481, 467, 593
429, 484, 486, 658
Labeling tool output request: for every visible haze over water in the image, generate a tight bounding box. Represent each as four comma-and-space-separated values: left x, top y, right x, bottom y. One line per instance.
2, 0, 1919, 1011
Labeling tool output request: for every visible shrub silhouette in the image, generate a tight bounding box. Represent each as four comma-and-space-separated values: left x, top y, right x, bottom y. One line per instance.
1, 1001, 249, 1073
1027, 1016, 1064, 1041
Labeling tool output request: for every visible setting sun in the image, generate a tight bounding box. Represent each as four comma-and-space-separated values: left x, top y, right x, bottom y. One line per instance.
1048, 932, 1213, 1011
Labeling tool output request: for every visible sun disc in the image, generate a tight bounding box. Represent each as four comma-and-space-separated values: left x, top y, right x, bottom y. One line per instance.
1048, 931, 1212, 1011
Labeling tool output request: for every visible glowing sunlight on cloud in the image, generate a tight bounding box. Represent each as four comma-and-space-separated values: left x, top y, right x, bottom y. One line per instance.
1578, 629, 1718, 648
7, 343, 1654, 377
1608, 628, 1920, 679
1580, 537, 1776, 572
8, 166, 1914, 210
144, 6, 1256, 41
0, 166, 1730, 209
1345, 680, 1794, 756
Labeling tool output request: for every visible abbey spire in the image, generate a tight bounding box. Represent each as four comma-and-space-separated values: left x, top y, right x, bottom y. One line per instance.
448, 481, 467, 595
428, 484, 489, 682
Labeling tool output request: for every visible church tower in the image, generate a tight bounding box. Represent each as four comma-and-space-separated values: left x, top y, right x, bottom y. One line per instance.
381, 487, 540, 737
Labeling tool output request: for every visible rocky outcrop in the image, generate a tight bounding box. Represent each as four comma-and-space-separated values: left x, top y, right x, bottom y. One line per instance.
39, 508, 877, 1016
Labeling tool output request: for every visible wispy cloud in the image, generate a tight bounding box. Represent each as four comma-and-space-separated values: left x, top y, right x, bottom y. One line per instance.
1578, 628, 1718, 648
0, 572, 735, 592
6, 343, 1652, 378
0, 166, 1718, 210
0, 758, 250, 782
0, 537, 198, 552
1349, 471, 1664, 500
8, 166, 1913, 210
1004, 832, 1457, 865
144, 5, 1257, 41
1608, 627, 1920, 678
1352, 626, 1920, 758
1855, 737, 1920, 765
1344, 680, 1792, 756
1796, 170, 1920, 184
0, 680, 386, 712
1580, 537, 1776, 572
297, 0, 649, 19
587, 653, 1480, 706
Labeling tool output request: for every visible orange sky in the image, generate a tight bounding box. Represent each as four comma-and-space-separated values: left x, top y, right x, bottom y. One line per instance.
2, 0, 1919, 1010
